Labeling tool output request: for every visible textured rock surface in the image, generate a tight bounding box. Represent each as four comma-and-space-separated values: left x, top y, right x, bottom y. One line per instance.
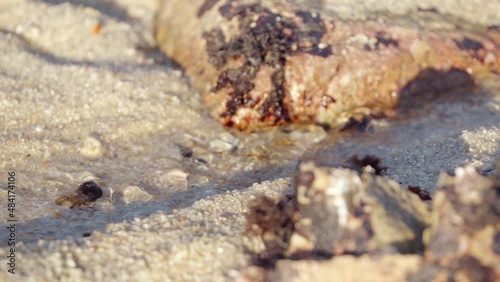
413, 165, 500, 281
294, 162, 430, 255
239, 162, 500, 281
237, 254, 423, 282
244, 194, 297, 263
156, 0, 500, 131
243, 163, 500, 282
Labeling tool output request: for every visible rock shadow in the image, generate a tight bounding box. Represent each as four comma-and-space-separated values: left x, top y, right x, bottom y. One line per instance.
300, 67, 500, 192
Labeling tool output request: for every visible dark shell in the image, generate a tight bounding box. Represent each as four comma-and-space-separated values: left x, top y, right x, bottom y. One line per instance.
76, 181, 103, 202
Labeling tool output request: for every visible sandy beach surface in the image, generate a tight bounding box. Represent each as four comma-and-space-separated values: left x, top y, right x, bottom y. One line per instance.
1, 0, 499, 281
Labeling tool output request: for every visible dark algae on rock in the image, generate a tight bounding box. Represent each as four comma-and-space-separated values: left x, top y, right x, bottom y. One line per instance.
156, 0, 500, 131
413, 165, 500, 281
244, 194, 297, 267
203, 3, 332, 127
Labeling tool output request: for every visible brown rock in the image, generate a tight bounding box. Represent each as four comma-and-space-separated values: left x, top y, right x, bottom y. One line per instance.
244, 195, 297, 265
156, 0, 500, 131
271, 254, 422, 282
414, 165, 500, 281
240, 162, 500, 281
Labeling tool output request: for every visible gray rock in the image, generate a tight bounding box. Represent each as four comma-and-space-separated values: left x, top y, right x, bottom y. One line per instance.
294, 162, 430, 255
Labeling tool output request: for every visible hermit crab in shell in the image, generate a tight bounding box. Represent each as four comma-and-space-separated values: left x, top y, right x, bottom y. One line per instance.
55, 181, 103, 208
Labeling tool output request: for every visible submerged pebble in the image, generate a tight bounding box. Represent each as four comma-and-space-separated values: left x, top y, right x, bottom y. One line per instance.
209, 132, 239, 152
112, 185, 154, 205
80, 133, 107, 160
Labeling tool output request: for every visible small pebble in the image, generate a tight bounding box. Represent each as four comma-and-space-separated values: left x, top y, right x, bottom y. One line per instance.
209, 132, 238, 153
486, 101, 500, 113
165, 169, 189, 187
80, 133, 107, 160
112, 185, 153, 205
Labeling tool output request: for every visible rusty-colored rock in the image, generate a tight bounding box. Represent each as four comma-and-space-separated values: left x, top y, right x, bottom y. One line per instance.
156, 0, 500, 131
